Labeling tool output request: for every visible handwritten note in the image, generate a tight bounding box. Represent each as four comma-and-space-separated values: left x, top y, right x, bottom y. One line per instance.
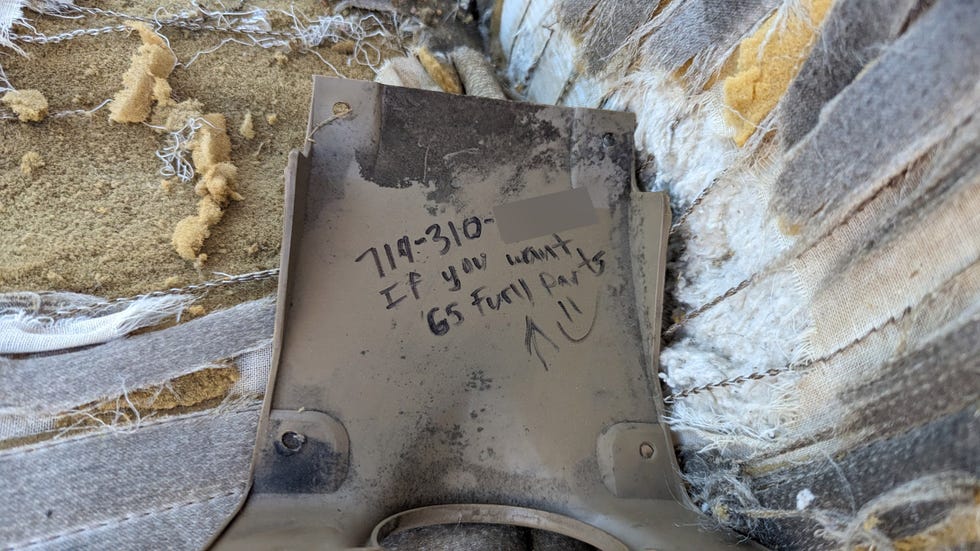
352, 213, 609, 370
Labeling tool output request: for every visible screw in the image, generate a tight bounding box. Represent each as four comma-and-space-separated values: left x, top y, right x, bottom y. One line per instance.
280, 431, 306, 452
602, 133, 616, 147
639, 442, 655, 459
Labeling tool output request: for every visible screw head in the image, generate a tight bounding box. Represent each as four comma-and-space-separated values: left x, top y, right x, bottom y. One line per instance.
639, 442, 655, 459
602, 132, 616, 147
280, 431, 306, 453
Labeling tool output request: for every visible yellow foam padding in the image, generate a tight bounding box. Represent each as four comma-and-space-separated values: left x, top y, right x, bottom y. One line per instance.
58, 365, 241, 431
722, 0, 833, 146
108, 22, 176, 123
19, 151, 44, 176
172, 113, 242, 263
857, 504, 980, 551
416, 46, 463, 94
1, 89, 49, 122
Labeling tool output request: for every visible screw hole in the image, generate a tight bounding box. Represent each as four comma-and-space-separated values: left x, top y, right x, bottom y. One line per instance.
639, 442, 655, 459
280, 431, 306, 452
602, 132, 616, 147
333, 101, 351, 116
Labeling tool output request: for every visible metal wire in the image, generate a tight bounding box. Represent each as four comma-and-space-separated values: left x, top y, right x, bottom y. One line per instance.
664, 366, 791, 404
50, 268, 280, 317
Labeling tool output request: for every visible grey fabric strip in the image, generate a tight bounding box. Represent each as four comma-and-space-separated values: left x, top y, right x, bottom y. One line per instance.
746, 260, 980, 467
575, 0, 659, 74
0, 297, 275, 415
801, 117, 980, 358
808, 113, 978, 296
777, 0, 918, 149
0, 337, 274, 442
837, 313, 980, 444
770, 0, 980, 235
26, 490, 245, 551
556, 0, 598, 30
900, 111, 980, 209
0, 405, 259, 547
749, 410, 979, 550
640, 0, 777, 83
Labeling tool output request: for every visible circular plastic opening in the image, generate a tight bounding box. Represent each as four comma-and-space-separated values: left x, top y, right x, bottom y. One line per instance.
370, 504, 628, 551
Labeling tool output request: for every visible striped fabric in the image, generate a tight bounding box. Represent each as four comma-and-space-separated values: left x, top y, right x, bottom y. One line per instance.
496, 0, 979, 548
0, 295, 275, 550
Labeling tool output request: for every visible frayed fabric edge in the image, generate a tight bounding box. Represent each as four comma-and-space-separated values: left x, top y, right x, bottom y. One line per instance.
0, 0, 75, 54
0, 293, 191, 354
690, 462, 979, 549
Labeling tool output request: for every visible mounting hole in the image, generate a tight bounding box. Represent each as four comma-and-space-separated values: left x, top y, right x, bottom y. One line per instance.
602, 132, 616, 147
333, 101, 351, 116
639, 442, 655, 460
280, 431, 306, 452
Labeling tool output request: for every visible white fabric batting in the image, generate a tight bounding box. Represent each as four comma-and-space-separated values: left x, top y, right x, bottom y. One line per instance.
0, 0, 30, 53
231, 338, 273, 397
0, 293, 192, 354
0, 0, 75, 54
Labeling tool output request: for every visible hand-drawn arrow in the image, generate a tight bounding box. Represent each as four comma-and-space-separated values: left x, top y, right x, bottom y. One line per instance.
524, 315, 558, 371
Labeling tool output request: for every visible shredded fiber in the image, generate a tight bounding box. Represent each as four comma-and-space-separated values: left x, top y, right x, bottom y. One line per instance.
0, 293, 190, 354
375, 56, 442, 91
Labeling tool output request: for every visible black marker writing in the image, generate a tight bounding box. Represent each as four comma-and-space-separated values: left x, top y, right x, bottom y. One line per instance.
505, 234, 574, 266
525, 315, 558, 371
377, 271, 422, 309
426, 302, 465, 336
441, 253, 487, 291
357, 215, 492, 279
